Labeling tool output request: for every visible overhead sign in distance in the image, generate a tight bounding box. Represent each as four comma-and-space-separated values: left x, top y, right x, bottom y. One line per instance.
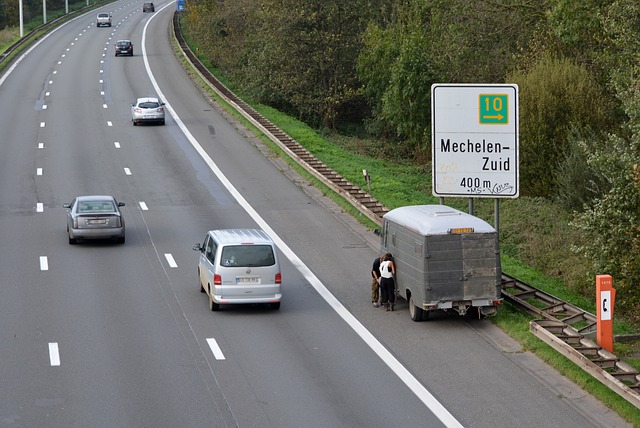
431, 84, 519, 198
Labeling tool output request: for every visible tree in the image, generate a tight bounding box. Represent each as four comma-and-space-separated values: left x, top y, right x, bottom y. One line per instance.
233, 0, 376, 129
357, 0, 547, 154
508, 57, 616, 196
570, 135, 640, 322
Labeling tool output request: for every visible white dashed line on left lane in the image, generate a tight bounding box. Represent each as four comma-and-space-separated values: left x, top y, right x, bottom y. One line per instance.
164, 254, 177, 268
48, 343, 60, 366
206, 338, 226, 360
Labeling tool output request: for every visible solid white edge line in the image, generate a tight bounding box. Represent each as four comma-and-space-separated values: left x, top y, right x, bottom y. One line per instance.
142, 9, 462, 428
164, 253, 178, 268
49, 342, 60, 366
206, 338, 226, 360
39, 256, 48, 271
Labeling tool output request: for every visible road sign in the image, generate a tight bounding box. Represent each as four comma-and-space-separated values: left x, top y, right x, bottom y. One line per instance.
479, 94, 508, 124
431, 84, 519, 198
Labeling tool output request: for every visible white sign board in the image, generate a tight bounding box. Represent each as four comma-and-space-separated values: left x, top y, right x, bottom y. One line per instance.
432, 84, 519, 198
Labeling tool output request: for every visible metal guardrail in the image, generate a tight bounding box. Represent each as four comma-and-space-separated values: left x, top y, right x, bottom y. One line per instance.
502, 274, 640, 409
501, 274, 597, 336
531, 319, 640, 410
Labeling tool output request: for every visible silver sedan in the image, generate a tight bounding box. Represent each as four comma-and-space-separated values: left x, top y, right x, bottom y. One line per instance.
64, 195, 125, 244
131, 97, 165, 125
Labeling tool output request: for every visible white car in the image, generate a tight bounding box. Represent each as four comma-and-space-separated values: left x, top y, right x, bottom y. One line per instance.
96, 13, 112, 27
131, 97, 165, 126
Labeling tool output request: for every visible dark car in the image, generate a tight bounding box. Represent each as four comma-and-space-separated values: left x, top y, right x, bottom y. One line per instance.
143, 2, 155, 12
64, 195, 126, 244
114, 40, 133, 57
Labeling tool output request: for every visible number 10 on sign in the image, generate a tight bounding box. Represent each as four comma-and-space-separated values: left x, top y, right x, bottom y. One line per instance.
479, 94, 508, 124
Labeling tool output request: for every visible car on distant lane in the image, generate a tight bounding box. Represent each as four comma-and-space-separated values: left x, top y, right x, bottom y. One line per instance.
96, 13, 112, 27
143, 2, 155, 12
114, 40, 133, 56
131, 97, 165, 125
64, 195, 125, 244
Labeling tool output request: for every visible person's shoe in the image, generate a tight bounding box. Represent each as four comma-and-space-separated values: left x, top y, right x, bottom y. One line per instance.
373, 302, 379, 307
390, 304, 395, 311
385, 303, 390, 312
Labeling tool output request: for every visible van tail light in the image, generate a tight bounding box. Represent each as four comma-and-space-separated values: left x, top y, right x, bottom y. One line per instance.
275, 273, 281, 284
114, 217, 121, 227
73, 218, 78, 228
214, 274, 222, 285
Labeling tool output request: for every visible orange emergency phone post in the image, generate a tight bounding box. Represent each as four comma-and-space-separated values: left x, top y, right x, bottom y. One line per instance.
596, 275, 616, 353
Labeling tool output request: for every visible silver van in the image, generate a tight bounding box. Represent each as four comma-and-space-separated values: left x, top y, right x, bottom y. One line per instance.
193, 229, 282, 311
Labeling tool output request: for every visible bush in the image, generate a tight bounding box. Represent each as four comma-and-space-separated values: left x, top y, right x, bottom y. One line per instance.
508, 57, 617, 197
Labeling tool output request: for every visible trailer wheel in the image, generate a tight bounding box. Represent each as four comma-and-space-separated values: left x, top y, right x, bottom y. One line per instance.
409, 295, 424, 322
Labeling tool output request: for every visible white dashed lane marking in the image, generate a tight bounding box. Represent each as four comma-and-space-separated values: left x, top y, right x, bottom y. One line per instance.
164, 253, 177, 268
39, 256, 48, 270
48, 343, 60, 366
206, 338, 225, 360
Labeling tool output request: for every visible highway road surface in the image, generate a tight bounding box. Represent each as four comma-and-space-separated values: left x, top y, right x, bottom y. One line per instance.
0, 1, 631, 427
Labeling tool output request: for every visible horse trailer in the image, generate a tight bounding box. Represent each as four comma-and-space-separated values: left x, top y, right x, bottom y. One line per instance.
380, 205, 502, 321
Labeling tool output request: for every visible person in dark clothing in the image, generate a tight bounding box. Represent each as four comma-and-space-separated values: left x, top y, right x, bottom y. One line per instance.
379, 253, 396, 311
371, 255, 383, 307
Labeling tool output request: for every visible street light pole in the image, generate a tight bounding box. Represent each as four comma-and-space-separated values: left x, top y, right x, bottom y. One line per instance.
19, 0, 24, 37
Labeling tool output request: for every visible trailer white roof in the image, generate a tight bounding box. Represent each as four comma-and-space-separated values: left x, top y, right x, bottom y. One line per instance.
383, 205, 496, 235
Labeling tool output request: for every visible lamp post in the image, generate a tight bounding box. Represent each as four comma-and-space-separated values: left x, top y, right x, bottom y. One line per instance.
19, 0, 24, 37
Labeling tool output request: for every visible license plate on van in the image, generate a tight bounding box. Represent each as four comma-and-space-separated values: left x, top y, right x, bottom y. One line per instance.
236, 277, 260, 285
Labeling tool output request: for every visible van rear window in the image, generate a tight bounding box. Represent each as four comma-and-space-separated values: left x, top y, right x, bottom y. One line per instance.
221, 245, 275, 267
